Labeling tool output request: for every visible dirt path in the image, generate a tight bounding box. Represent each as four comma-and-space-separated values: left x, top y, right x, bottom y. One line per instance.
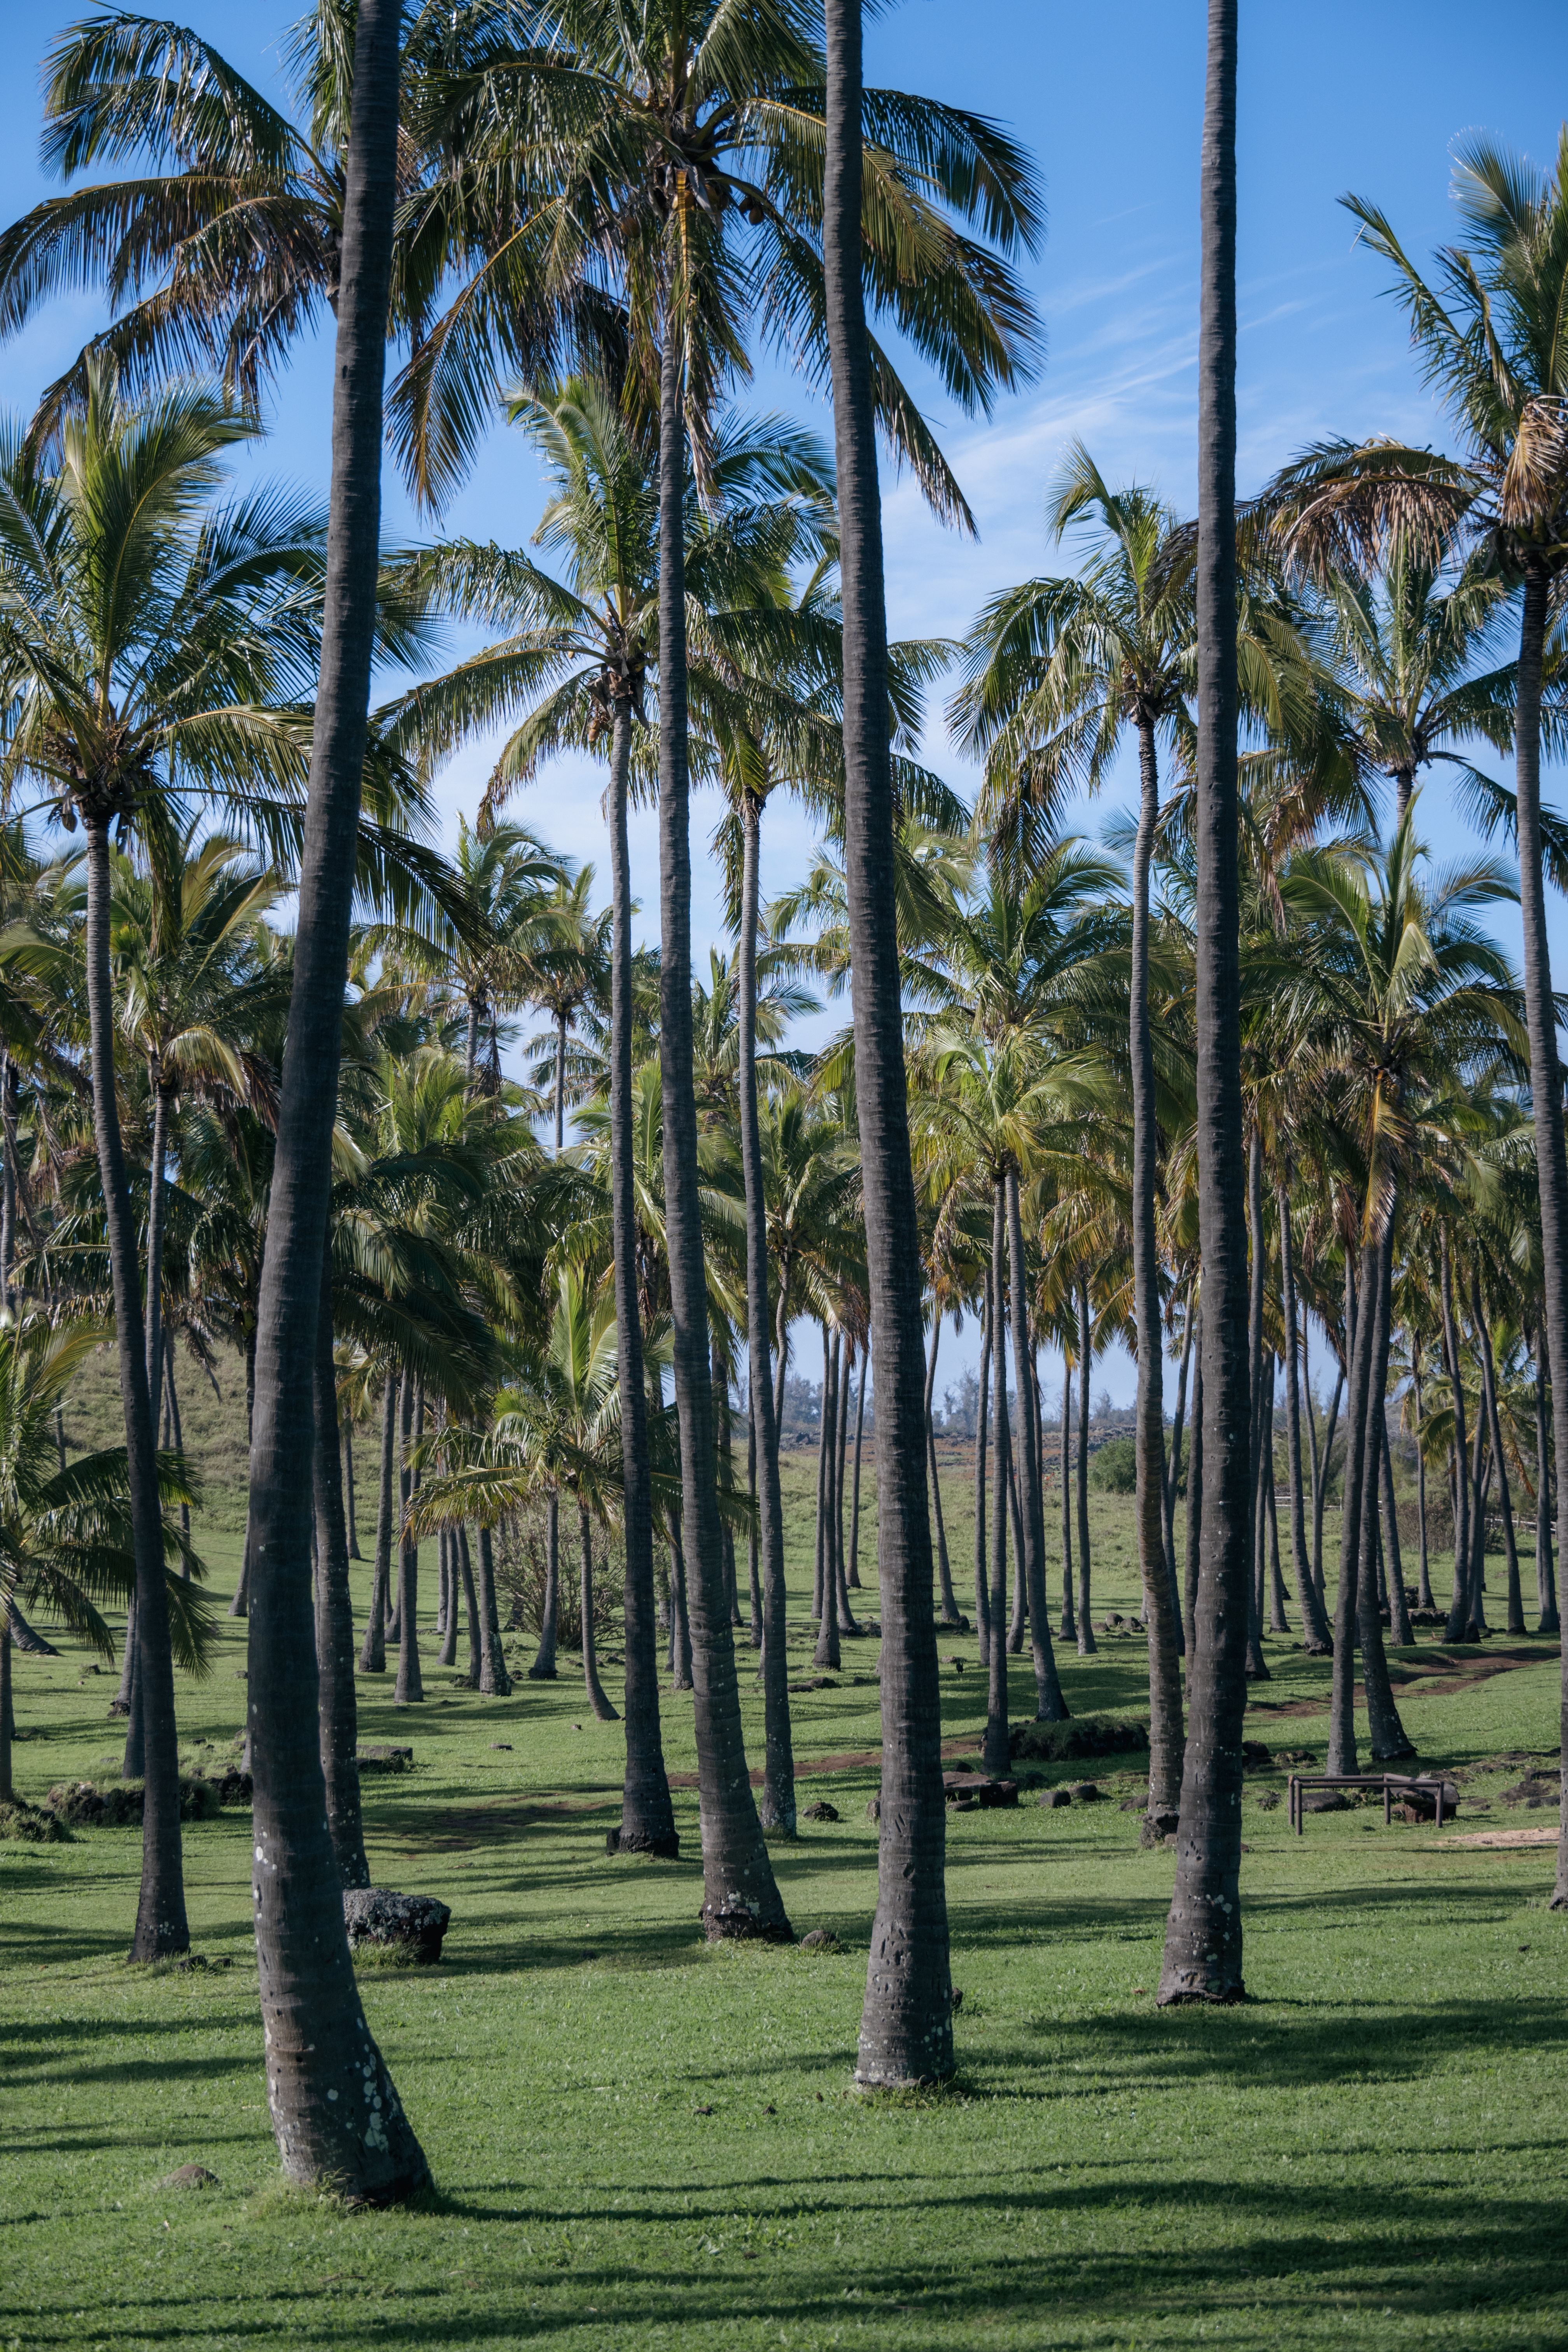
1249, 1645, 1554, 1719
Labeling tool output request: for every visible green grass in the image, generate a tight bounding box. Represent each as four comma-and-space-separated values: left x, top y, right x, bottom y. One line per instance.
3, 1401, 1566, 2351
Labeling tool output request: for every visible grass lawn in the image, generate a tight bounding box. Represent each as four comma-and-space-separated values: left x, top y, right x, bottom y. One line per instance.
2, 1365, 1566, 2350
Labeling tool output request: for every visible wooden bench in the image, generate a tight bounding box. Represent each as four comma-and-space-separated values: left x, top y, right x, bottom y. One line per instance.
1287, 1772, 1452, 1835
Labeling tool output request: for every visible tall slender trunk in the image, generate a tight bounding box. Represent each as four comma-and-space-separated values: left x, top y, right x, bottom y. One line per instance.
1265, 1410, 1289, 1632
1006, 1427, 1027, 1654
472, 1524, 511, 1696
1278, 1189, 1331, 1650
924, 1316, 959, 1620
83, 816, 186, 1960
1059, 1366, 1076, 1643
983, 1186, 1011, 1775
826, 0, 950, 2078
1354, 1224, 1413, 1760
1242, 1131, 1270, 1680
1007, 1171, 1068, 1721
0, 1611, 11, 1802
1075, 1280, 1096, 1654
1328, 1234, 1382, 1774
1440, 1230, 1474, 1642
669, 1525, 693, 1691
834, 1335, 856, 1626
656, 317, 785, 1941
746, 1408, 763, 1646
1536, 1327, 1559, 1633
144, 1078, 172, 1417
606, 695, 673, 1847
973, 1273, 992, 1664
231, 1331, 258, 1617
1160, 0, 1250, 2006
1472, 1271, 1525, 1635
554, 1008, 567, 1154
313, 1243, 367, 1889
436, 1528, 458, 1663
394, 1384, 424, 1704
343, 1412, 359, 1560
1312, 1361, 1343, 1598
814, 1327, 842, 1668
1378, 1417, 1414, 1647
0, 1056, 14, 1311
239, 0, 425, 2197
359, 1373, 396, 1674
1183, 1318, 1204, 1656
1129, 717, 1181, 1795
1163, 1286, 1194, 1657
717, 1341, 742, 1627
849, 1341, 868, 1595
530, 1496, 560, 1678
161, 1351, 190, 1564
457, 1528, 481, 1680
1412, 1354, 1435, 1611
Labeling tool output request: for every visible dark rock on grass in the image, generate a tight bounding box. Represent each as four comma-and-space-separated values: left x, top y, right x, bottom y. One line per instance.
1040, 1788, 1072, 1810
46, 1776, 227, 1827
943, 1773, 1017, 1809
800, 1928, 844, 1953
1256, 1790, 1281, 1811
865, 1796, 881, 1823
1241, 1741, 1274, 1773
1275, 1748, 1318, 1766
355, 1745, 414, 1775
343, 1888, 451, 1964
1068, 1782, 1105, 1803
1010, 1715, 1150, 1764
1301, 1790, 1349, 1814
1139, 1810, 1180, 1848
1503, 1773, 1560, 1809
802, 1799, 840, 1822
163, 2165, 220, 2190
489, 1743, 513, 1752
0, 1799, 74, 1844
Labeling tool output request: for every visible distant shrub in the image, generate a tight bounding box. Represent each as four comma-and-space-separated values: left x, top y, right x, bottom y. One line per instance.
0, 1799, 74, 1843
1088, 1437, 1137, 1494
1008, 1715, 1149, 1763
46, 1775, 227, 1827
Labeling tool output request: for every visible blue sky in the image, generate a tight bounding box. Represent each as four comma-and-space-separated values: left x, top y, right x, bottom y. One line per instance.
1, 1, 1566, 1404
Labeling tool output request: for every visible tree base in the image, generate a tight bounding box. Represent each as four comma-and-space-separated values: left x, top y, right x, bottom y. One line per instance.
1156, 1978, 1248, 2007
702, 1898, 793, 1943
526, 1664, 557, 1680
606, 1825, 680, 1858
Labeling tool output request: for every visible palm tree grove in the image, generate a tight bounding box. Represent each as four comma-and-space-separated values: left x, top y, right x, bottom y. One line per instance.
3, 0, 1568, 2342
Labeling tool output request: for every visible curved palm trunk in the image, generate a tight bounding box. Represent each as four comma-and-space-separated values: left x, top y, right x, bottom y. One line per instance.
1160, 0, 1250, 2007
606, 691, 673, 1859
656, 324, 785, 1940
578, 1505, 617, 1722
83, 815, 187, 1960
394, 1381, 424, 1704
983, 1187, 1011, 1775
1075, 1281, 1096, 1655
824, 0, 951, 2080
313, 1244, 368, 1889
530, 1495, 560, 1678
359, 1373, 396, 1674
1278, 1191, 1332, 1651
239, 0, 426, 2198
472, 1524, 512, 1696
1007, 1171, 1068, 1722
1129, 719, 1181, 1792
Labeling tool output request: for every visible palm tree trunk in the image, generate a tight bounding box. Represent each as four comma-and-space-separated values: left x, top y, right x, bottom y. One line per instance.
1354, 1224, 1413, 1760
343, 1413, 360, 1561
82, 813, 187, 1960
849, 1341, 868, 1597
555, 1008, 567, 1154
1183, 1318, 1204, 1657
472, 1524, 511, 1697
1242, 1131, 1270, 1680
1059, 1365, 1076, 1644
394, 1382, 424, 1704
826, 0, 952, 2082
0, 1057, 14, 1311
1536, 1327, 1559, 1633
814, 1327, 842, 1668
1312, 1361, 1343, 1599
834, 1342, 858, 1633
1075, 1280, 1096, 1655
455, 1527, 480, 1683
162, 1354, 190, 1566
1160, 0, 1250, 2007
579, 1505, 617, 1722
1440, 1230, 1474, 1642
983, 1185, 1011, 1776
359, 1372, 396, 1674
1162, 1287, 1194, 1657
656, 315, 785, 1941
237, 0, 425, 2197
144, 1079, 172, 1414
1266, 1414, 1290, 1633
714, 1340, 742, 1628
313, 1242, 368, 1890
1328, 1233, 1383, 1774
1129, 716, 1181, 1793
1378, 1418, 1414, 1647
1473, 1271, 1525, 1635
1412, 1355, 1435, 1611
231, 1332, 257, 1617
437, 1530, 458, 1664
973, 1271, 992, 1664
669, 1526, 694, 1691
1278, 1192, 1332, 1650
1006, 1434, 1027, 1652
746, 1407, 763, 1647
0, 1610, 12, 1803
1006, 1172, 1068, 1722
530, 1495, 560, 1678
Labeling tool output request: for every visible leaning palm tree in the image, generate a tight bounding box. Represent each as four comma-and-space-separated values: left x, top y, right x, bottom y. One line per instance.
0, 1316, 209, 1805
0, 369, 330, 1963
1158, 0, 1252, 2008
228, 0, 430, 2203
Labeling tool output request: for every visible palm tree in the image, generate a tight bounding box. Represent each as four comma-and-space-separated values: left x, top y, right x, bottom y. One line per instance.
520, 869, 612, 1152
0, 1316, 208, 1803
0, 371, 331, 1961
1158, 0, 1250, 2009
231, 0, 429, 2203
